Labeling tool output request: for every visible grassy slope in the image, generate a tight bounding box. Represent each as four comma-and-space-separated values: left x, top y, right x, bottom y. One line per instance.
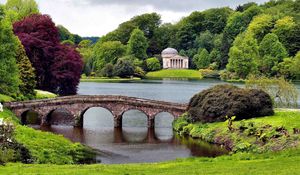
174, 111, 300, 153
0, 109, 94, 164
0, 94, 14, 102
146, 69, 203, 79
1, 149, 300, 175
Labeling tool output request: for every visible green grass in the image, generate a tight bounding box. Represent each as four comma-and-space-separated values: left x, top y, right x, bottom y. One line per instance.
0, 94, 14, 102
174, 110, 300, 153
35, 90, 57, 99
0, 109, 95, 164
146, 69, 203, 79
1, 149, 300, 174
81, 77, 141, 82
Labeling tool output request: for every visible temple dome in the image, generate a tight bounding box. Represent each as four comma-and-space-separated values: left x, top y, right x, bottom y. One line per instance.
162, 48, 178, 56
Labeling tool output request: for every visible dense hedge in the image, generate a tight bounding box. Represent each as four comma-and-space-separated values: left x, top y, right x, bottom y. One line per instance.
187, 84, 274, 123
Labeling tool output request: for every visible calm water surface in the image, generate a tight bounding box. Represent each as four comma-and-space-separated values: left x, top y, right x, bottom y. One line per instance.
36, 79, 300, 164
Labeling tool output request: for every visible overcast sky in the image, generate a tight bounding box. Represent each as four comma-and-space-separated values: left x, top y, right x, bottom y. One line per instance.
0, 0, 269, 37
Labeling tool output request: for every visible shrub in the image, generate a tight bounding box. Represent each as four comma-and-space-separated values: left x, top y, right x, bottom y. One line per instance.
113, 58, 135, 78
187, 84, 274, 123
101, 63, 114, 78
146, 57, 161, 71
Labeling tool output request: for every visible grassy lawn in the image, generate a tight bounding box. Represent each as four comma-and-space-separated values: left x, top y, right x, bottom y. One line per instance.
81, 77, 141, 82
146, 69, 203, 79
35, 90, 57, 99
1, 149, 300, 175
174, 110, 300, 153
0, 94, 14, 102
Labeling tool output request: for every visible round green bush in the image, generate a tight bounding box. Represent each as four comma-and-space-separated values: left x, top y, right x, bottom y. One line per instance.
187, 84, 274, 123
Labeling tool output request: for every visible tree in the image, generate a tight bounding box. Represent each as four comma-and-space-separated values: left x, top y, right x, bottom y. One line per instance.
195, 31, 214, 52
227, 33, 259, 79
247, 14, 274, 42
15, 39, 36, 98
5, 0, 39, 23
220, 5, 261, 68
77, 40, 94, 76
127, 28, 148, 60
193, 49, 210, 69
0, 6, 20, 96
101, 63, 114, 78
94, 41, 126, 66
113, 58, 135, 78
13, 14, 83, 95
290, 52, 300, 79
272, 16, 296, 55
258, 33, 288, 75
146, 57, 161, 71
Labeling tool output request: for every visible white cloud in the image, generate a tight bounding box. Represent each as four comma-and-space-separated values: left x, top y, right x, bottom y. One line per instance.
0, 0, 269, 36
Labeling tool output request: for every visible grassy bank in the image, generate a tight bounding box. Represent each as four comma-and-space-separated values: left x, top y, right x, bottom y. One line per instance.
35, 90, 57, 99
0, 109, 95, 165
174, 110, 300, 153
1, 148, 300, 174
0, 94, 14, 102
81, 77, 141, 82
146, 69, 203, 79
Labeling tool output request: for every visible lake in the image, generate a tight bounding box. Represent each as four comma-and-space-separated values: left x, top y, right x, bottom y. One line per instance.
36, 79, 300, 164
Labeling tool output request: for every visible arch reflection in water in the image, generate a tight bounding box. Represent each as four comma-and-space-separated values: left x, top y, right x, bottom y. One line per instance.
122, 110, 148, 142
155, 112, 174, 141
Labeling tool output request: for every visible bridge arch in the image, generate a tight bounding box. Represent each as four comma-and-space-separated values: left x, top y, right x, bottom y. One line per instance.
121, 109, 149, 128
45, 108, 74, 126
21, 110, 40, 125
79, 106, 114, 128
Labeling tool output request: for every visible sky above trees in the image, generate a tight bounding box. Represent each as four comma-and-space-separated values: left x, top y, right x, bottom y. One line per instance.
0, 0, 269, 36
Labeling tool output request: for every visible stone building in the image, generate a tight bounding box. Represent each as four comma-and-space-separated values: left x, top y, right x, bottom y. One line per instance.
162, 48, 189, 69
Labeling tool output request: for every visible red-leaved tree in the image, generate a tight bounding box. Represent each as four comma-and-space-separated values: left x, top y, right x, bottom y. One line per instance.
13, 14, 83, 95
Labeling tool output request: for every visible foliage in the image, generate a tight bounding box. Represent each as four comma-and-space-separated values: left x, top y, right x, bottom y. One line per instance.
193, 48, 210, 69
57, 25, 82, 44
146, 57, 161, 71
77, 40, 94, 76
127, 28, 149, 60
187, 84, 274, 123
113, 58, 135, 78
247, 14, 274, 42
257, 33, 288, 75
0, 7, 20, 97
4, 0, 39, 23
245, 76, 299, 108
146, 69, 203, 79
227, 33, 258, 79
134, 66, 146, 78
101, 63, 114, 78
13, 14, 83, 96
0, 94, 14, 103
15, 39, 36, 99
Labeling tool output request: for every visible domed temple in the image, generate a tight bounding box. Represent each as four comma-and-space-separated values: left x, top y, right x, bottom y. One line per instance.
161, 48, 189, 69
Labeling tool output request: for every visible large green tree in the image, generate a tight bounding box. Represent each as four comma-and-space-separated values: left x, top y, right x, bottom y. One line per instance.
5, 0, 39, 22
0, 6, 20, 96
15, 39, 36, 98
193, 49, 210, 69
93, 41, 126, 72
127, 28, 148, 60
227, 33, 259, 79
258, 33, 288, 75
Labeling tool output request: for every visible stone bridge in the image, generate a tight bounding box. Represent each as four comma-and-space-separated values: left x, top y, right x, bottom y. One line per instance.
4, 95, 187, 128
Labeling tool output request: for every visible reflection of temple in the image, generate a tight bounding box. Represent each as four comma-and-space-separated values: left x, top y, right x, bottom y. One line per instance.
162, 48, 189, 69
